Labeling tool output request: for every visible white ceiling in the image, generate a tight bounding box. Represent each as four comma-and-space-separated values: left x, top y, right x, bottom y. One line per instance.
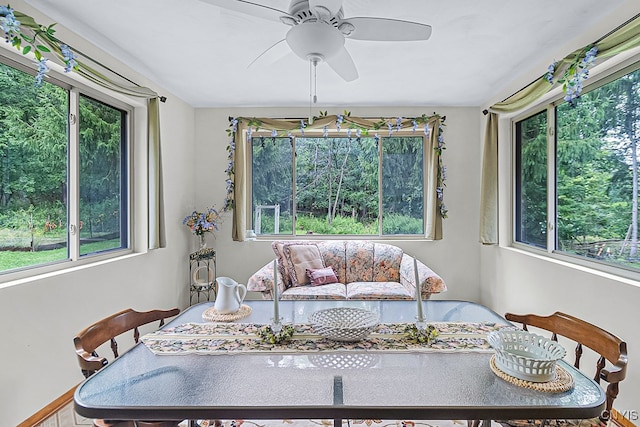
21, 0, 640, 108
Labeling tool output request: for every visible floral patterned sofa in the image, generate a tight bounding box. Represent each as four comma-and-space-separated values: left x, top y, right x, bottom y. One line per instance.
247, 240, 446, 300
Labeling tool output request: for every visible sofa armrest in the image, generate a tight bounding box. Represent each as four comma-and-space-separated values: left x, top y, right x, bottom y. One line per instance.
400, 254, 447, 299
247, 261, 286, 300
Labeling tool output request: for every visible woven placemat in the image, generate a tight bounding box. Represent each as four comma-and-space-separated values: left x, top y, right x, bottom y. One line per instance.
490, 355, 574, 393
202, 304, 252, 322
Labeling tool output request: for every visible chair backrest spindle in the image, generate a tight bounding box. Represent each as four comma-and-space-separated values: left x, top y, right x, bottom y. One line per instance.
74, 307, 180, 379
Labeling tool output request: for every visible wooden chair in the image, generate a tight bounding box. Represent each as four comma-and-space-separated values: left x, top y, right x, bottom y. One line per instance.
74, 307, 181, 427
502, 311, 628, 427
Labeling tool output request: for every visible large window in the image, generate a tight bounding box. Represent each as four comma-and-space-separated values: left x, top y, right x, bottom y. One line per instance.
0, 59, 130, 275
250, 133, 425, 236
515, 65, 640, 271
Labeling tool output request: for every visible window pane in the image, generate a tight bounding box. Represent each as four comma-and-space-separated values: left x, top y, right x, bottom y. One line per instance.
556, 69, 639, 268
382, 136, 424, 235
251, 137, 293, 235
79, 95, 127, 255
296, 137, 378, 235
0, 62, 69, 272
515, 110, 547, 248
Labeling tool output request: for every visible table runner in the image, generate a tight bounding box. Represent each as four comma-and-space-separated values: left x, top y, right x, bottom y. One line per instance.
141, 322, 512, 355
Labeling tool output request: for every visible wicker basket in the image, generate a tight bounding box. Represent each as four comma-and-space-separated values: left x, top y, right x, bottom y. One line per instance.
309, 307, 379, 342
488, 330, 566, 382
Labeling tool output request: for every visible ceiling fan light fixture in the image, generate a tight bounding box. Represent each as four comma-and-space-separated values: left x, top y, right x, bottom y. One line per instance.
286, 21, 344, 61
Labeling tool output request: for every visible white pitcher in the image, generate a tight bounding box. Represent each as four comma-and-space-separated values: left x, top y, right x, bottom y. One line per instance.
214, 277, 247, 314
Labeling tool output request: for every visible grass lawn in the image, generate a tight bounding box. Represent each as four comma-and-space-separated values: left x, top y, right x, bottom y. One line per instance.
0, 239, 121, 272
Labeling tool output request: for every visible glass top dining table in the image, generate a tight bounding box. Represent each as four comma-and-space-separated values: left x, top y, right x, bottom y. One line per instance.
74, 299, 606, 423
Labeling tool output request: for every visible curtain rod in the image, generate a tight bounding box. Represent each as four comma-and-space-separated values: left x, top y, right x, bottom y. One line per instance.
483, 11, 640, 115
60, 40, 167, 103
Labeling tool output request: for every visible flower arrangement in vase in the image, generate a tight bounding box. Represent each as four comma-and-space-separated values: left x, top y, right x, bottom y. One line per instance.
183, 206, 223, 249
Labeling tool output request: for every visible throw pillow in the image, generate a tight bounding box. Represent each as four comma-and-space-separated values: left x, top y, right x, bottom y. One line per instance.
271, 242, 293, 288
306, 266, 339, 286
283, 243, 325, 286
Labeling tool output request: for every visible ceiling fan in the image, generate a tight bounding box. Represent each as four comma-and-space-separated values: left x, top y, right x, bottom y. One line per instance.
200, 0, 432, 82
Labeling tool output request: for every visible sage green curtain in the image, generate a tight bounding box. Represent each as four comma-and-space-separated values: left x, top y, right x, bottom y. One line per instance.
479, 113, 498, 244
492, 15, 640, 113
148, 97, 166, 249
480, 15, 640, 245
231, 115, 443, 241
13, 10, 166, 249
425, 118, 443, 240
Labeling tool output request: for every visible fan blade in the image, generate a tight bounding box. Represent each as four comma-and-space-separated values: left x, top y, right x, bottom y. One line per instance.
345, 17, 432, 41
325, 46, 358, 82
199, 0, 291, 23
309, 0, 343, 17
247, 39, 289, 68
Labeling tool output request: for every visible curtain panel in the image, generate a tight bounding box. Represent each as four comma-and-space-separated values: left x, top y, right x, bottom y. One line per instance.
230, 115, 443, 241
479, 15, 640, 245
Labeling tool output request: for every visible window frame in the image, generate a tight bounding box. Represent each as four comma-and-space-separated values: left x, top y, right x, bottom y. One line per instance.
246, 128, 429, 239
511, 55, 640, 279
0, 50, 135, 282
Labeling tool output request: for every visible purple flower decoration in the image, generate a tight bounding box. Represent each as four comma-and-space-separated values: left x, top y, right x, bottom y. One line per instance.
322, 125, 329, 138
346, 128, 352, 138
300, 119, 306, 136
546, 61, 556, 85
387, 122, 393, 137
395, 117, 403, 131
60, 44, 77, 73
231, 118, 238, 132
0, 6, 20, 37
271, 129, 277, 138
34, 58, 49, 86
412, 120, 418, 133
564, 46, 598, 107
247, 127, 253, 141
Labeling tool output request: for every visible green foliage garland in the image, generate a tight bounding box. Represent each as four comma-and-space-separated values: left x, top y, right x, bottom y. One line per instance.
225, 113, 447, 219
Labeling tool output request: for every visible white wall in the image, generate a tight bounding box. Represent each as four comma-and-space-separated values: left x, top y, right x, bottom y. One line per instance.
194, 106, 484, 301
0, 2, 197, 425
479, 96, 640, 413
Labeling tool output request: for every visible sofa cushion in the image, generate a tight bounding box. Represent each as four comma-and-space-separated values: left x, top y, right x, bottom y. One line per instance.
316, 240, 347, 284
306, 266, 339, 286
373, 243, 402, 282
346, 281, 413, 300
281, 283, 347, 300
345, 241, 374, 283
284, 243, 325, 287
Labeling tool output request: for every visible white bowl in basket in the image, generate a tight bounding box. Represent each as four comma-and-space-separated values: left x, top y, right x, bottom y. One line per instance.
488, 330, 566, 382
309, 307, 379, 342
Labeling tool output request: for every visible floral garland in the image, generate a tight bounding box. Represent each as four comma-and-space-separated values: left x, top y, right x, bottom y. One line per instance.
404, 324, 439, 344
225, 112, 448, 219
1, 5, 78, 85
546, 45, 598, 107
256, 324, 295, 344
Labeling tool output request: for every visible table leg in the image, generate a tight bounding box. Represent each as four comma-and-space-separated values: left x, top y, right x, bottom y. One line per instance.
333, 375, 344, 427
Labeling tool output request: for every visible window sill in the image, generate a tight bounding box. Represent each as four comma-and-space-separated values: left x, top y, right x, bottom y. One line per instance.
0, 250, 140, 290
503, 244, 640, 288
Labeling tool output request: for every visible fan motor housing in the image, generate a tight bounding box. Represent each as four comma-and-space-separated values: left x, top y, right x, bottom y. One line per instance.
286, 21, 345, 61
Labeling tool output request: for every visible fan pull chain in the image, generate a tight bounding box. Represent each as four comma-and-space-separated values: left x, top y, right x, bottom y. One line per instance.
309, 57, 319, 124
